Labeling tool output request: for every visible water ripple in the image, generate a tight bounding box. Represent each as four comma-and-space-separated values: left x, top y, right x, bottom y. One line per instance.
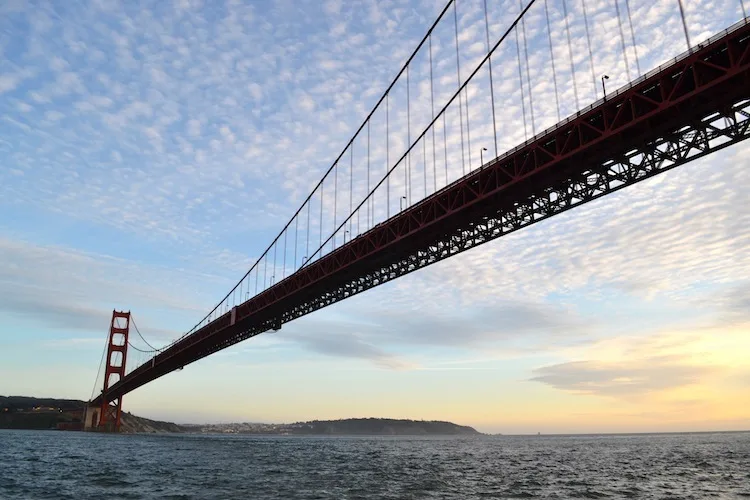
0, 430, 748, 499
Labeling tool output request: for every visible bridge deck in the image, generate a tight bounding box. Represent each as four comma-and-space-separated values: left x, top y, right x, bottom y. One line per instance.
94, 20, 750, 405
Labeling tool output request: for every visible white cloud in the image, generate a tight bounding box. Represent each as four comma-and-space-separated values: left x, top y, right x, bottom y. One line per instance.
323, 0, 342, 16
44, 110, 64, 121
0, 74, 20, 94
186, 118, 201, 138
0, 237, 225, 343
298, 92, 316, 112
530, 357, 718, 397
246, 82, 262, 101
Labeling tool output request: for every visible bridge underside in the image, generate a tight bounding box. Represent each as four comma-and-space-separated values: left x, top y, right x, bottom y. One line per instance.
94, 21, 750, 406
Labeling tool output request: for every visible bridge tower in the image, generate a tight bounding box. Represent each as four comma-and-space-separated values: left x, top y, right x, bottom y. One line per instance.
98, 310, 131, 432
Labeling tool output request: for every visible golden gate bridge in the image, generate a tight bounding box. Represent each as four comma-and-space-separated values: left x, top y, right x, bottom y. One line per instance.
85, 0, 749, 431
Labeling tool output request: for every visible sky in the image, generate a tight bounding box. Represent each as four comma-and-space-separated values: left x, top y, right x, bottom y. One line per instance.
0, 0, 748, 435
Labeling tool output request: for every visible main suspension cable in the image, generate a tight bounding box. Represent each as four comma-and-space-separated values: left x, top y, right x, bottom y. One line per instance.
127, 341, 157, 354
131, 316, 164, 352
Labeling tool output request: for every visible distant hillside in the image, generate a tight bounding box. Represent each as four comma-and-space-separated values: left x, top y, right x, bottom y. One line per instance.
0, 396, 186, 433
285, 418, 480, 436
1, 396, 480, 435
196, 418, 481, 436
1, 395, 87, 430
0, 396, 84, 412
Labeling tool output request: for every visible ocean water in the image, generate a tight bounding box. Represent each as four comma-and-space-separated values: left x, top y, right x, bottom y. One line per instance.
1, 430, 749, 499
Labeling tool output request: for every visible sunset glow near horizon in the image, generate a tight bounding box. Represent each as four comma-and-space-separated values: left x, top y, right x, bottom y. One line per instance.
0, 0, 748, 434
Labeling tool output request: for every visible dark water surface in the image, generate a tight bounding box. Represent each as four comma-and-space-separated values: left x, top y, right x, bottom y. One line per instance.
1, 430, 749, 499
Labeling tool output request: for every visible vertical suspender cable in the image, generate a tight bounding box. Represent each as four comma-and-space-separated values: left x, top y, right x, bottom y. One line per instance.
520, 0, 536, 134
465, 90, 472, 172
273, 241, 277, 285
319, 183, 323, 256
454, 0, 467, 175
305, 201, 310, 267
625, 0, 641, 76
515, 25, 529, 139
423, 136, 427, 198
333, 161, 338, 249
294, 215, 298, 275
677, 0, 691, 50
429, 34, 438, 192
282, 230, 286, 279
350, 144, 353, 237
544, 0, 561, 122
484, 0, 499, 157
367, 120, 371, 228
581, 0, 598, 99
614, 0, 632, 80
386, 94, 390, 217
407, 65, 411, 205
443, 113, 449, 185
562, 0, 580, 110
458, 3, 473, 171
740, 0, 747, 19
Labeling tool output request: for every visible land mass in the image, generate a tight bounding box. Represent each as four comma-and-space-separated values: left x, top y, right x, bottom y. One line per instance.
0, 396, 480, 435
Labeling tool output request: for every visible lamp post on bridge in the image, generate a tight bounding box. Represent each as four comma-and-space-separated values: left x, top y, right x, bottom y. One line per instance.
601, 75, 610, 98
400, 195, 406, 212
480, 147, 487, 168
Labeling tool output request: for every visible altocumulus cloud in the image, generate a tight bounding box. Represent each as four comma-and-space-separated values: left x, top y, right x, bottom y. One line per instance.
284, 329, 416, 370
0, 0, 747, 373
529, 356, 719, 397
278, 295, 594, 367
0, 237, 209, 340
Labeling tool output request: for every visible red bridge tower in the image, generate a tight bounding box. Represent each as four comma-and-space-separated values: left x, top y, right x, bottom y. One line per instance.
98, 310, 130, 432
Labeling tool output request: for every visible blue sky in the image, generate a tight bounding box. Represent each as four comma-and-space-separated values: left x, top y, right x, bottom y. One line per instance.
0, 0, 749, 434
